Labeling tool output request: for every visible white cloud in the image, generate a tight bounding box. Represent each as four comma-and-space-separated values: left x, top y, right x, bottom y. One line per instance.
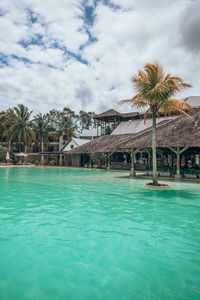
0, 0, 199, 115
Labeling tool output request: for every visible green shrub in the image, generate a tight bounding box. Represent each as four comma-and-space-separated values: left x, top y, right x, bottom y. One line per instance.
34, 160, 40, 166
184, 168, 200, 176
105, 126, 112, 135
91, 152, 107, 167
49, 160, 56, 166
157, 166, 170, 172
0, 146, 15, 163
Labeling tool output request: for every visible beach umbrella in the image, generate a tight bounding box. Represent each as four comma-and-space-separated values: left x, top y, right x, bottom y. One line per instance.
15, 152, 28, 157
15, 152, 28, 164
6, 151, 10, 163
6, 151, 10, 160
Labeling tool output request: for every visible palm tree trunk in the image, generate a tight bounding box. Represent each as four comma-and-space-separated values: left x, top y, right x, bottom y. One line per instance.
152, 112, 158, 184
41, 137, 44, 162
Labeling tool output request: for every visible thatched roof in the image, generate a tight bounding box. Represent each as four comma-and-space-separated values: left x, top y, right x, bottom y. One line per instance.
68, 134, 135, 154
67, 109, 200, 155
114, 109, 200, 151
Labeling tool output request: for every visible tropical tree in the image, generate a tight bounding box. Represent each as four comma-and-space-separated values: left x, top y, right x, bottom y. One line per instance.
0, 145, 15, 162
32, 113, 51, 160
58, 115, 77, 144
78, 111, 95, 130
45, 109, 77, 144
91, 151, 107, 168
0, 111, 6, 144
5, 104, 35, 152
119, 62, 192, 185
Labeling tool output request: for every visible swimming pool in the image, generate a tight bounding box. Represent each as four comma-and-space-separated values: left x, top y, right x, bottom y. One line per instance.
0, 167, 200, 299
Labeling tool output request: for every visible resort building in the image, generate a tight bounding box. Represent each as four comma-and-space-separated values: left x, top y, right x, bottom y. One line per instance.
62, 138, 90, 166
65, 96, 200, 178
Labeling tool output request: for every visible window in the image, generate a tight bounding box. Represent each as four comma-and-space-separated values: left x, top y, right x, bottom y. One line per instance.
71, 145, 74, 149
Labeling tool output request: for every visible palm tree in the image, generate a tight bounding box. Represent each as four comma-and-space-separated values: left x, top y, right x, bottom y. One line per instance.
5, 104, 35, 152
58, 116, 77, 144
32, 113, 51, 161
78, 111, 94, 130
0, 111, 6, 145
119, 62, 192, 185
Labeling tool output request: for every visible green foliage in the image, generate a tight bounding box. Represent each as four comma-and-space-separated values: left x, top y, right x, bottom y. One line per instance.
157, 166, 171, 172
24, 156, 39, 164
91, 152, 107, 167
184, 168, 200, 176
78, 111, 95, 130
0, 146, 15, 162
105, 126, 112, 135
34, 160, 40, 166
48, 154, 57, 166
45, 108, 77, 143
49, 160, 56, 166
5, 104, 35, 149
119, 62, 192, 185
32, 113, 51, 151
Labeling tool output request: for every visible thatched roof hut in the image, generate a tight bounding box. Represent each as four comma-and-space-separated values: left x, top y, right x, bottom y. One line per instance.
68, 108, 200, 155
114, 109, 200, 152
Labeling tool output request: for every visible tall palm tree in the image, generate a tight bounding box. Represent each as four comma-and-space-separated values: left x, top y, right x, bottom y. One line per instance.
58, 116, 77, 144
6, 104, 35, 152
0, 111, 6, 145
32, 113, 51, 160
78, 111, 94, 130
119, 62, 192, 185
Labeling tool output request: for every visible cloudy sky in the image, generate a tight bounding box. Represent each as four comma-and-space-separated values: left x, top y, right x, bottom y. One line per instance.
0, 0, 199, 114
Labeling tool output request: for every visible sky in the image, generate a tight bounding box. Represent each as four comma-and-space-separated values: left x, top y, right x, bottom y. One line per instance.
0, 0, 200, 114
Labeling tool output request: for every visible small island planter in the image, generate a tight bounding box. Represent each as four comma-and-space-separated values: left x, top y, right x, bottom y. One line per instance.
147, 171, 159, 176
184, 173, 197, 179
159, 171, 171, 177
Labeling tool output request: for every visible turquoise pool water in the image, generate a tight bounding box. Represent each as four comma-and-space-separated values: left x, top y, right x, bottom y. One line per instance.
0, 167, 200, 300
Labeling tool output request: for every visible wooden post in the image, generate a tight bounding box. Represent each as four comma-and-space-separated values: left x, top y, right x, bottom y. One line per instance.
89, 154, 92, 168
59, 154, 62, 166
130, 152, 135, 177
41, 137, 44, 162
152, 112, 158, 184
169, 147, 189, 179
107, 153, 111, 170
177, 147, 180, 176
130, 148, 140, 177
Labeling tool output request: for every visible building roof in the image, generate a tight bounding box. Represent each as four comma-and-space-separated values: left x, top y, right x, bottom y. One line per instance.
111, 115, 177, 135
94, 109, 122, 119
68, 109, 200, 154
114, 109, 200, 151
120, 112, 139, 118
78, 128, 99, 138
93, 109, 138, 121
184, 96, 200, 108
62, 138, 90, 152
69, 134, 135, 154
